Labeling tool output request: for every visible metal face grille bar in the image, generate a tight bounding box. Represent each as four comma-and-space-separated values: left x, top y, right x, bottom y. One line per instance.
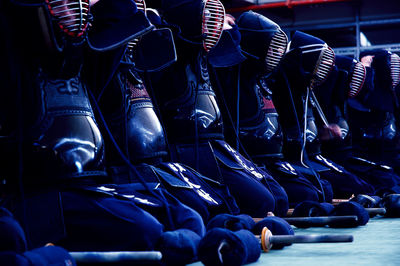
45, 0, 90, 37
391, 53, 400, 88
348, 61, 366, 98
311, 45, 335, 89
202, 0, 225, 52
127, 0, 147, 53
265, 29, 288, 73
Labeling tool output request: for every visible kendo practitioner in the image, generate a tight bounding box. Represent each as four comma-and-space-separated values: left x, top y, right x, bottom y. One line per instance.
271, 31, 376, 200
263, 30, 340, 202
211, 11, 324, 208
300, 62, 377, 198
147, 0, 289, 217
0, 1, 206, 263
313, 54, 400, 196
344, 50, 400, 193
84, 2, 240, 224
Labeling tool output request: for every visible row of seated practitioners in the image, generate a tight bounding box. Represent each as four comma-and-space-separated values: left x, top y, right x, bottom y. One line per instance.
1, 0, 400, 265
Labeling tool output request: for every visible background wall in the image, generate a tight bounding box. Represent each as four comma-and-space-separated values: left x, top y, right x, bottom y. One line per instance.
223, 0, 400, 58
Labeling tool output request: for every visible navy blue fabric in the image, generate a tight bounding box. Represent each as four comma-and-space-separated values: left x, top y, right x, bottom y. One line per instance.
350, 194, 381, 208
234, 229, 261, 263
88, 0, 154, 51
206, 214, 255, 231
267, 163, 321, 208
341, 161, 400, 196
0, 251, 29, 266
330, 201, 369, 227
290, 164, 334, 203
162, 0, 203, 42
260, 168, 290, 217
237, 214, 256, 230
198, 228, 259, 266
0, 246, 76, 266
0, 207, 27, 253
155, 162, 238, 223
252, 216, 294, 236
292, 201, 333, 217
359, 50, 395, 112
317, 167, 375, 199
103, 185, 206, 237
312, 156, 376, 198
216, 166, 275, 217
320, 202, 335, 214
59, 190, 164, 251
24, 246, 76, 266
208, 25, 247, 68
288, 31, 326, 77
252, 216, 294, 249
380, 194, 400, 217
157, 228, 201, 265
212, 140, 288, 217
237, 11, 282, 62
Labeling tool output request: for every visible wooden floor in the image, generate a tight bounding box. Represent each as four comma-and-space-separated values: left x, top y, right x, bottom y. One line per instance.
191, 217, 400, 266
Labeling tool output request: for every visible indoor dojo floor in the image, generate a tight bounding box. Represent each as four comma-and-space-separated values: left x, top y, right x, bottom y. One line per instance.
191, 217, 400, 266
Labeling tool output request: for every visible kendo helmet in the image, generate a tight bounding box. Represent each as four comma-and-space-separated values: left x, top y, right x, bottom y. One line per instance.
9, 0, 92, 51
125, 2, 178, 72
287, 31, 336, 90
237, 11, 288, 74
87, 0, 153, 51
358, 49, 400, 112
335, 55, 367, 98
162, 0, 225, 52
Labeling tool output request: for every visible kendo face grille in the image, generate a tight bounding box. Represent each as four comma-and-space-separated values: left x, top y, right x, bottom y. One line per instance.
134, 0, 146, 11
391, 53, 400, 88
127, 0, 147, 55
265, 29, 288, 73
45, 0, 90, 38
202, 0, 225, 52
348, 60, 366, 98
310, 45, 335, 89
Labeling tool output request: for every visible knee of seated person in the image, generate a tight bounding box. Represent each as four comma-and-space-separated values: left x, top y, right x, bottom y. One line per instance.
241, 190, 276, 217
288, 187, 320, 208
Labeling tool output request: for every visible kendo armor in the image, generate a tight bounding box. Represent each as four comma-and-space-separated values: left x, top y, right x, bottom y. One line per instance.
273, 31, 335, 160
315, 56, 361, 156
154, 0, 227, 143
227, 11, 288, 159
105, 2, 169, 163
4, 0, 106, 182
349, 50, 400, 145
